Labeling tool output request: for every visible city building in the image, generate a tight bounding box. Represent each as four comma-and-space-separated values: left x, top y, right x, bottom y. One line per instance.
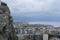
14, 22, 60, 40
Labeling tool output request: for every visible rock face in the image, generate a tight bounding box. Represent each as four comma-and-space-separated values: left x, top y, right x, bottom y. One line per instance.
0, 2, 17, 40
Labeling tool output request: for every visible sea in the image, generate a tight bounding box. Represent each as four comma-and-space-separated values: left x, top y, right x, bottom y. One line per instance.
28, 21, 60, 27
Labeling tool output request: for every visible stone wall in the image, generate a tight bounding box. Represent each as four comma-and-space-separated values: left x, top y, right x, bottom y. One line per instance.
0, 2, 17, 40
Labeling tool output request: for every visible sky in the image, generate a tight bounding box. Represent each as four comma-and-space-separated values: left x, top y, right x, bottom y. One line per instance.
1, 0, 60, 23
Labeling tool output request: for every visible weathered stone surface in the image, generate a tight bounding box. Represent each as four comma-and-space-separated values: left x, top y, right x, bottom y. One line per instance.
0, 34, 3, 40
0, 2, 17, 40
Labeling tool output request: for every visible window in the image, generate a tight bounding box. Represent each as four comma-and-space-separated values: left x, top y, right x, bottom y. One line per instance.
16, 28, 25, 34
27, 28, 33, 34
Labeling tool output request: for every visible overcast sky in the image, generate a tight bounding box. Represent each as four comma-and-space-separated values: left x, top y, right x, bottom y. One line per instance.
1, 0, 60, 22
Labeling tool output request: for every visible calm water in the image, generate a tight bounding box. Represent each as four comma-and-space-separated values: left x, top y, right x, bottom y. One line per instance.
29, 21, 60, 27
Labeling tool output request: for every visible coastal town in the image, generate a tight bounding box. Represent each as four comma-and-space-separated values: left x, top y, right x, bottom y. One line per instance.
0, 0, 60, 40
13, 22, 60, 40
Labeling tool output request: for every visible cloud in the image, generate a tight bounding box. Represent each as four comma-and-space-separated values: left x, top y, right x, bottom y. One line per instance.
2, 0, 56, 14
1, 0, 60, 22
2, 0, 55, 12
